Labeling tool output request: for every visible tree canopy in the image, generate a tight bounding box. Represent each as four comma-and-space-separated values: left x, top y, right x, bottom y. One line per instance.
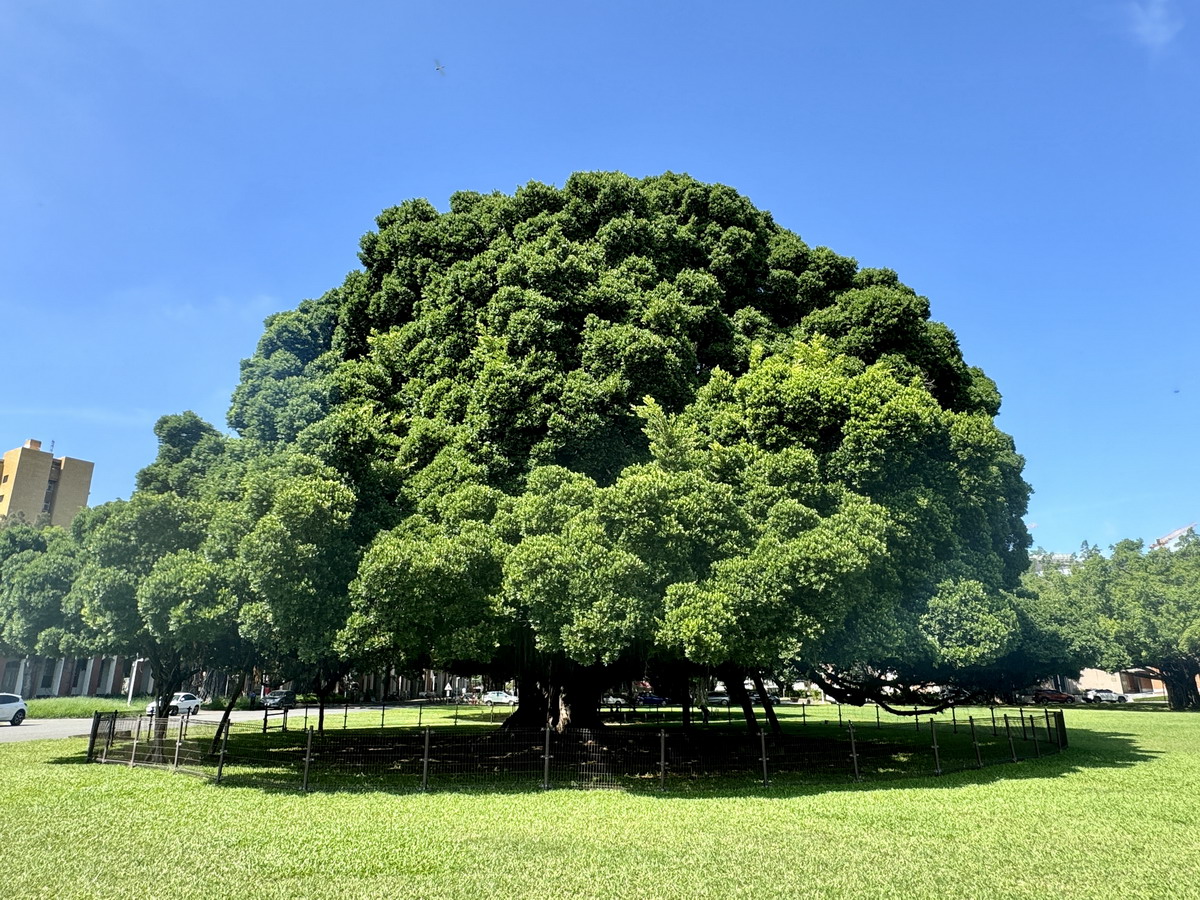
222, 171, 1033, 724
6, 172, 1042, 728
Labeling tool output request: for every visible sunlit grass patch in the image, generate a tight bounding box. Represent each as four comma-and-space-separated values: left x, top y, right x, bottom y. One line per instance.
4, 707, 1199, 899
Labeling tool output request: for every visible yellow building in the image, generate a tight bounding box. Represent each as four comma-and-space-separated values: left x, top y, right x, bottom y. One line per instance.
0, 439, 93, 528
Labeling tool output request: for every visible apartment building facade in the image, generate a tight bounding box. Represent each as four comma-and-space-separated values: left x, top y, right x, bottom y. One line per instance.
0, 439, 93, 528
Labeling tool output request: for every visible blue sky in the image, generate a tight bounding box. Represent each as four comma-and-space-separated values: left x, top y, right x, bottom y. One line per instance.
1, 1, 1196, 554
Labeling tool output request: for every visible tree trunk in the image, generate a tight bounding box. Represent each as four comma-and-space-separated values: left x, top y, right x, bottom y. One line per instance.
752, 672, 782, 735
1162, 664, 1200, 711
148, 655, 186, 764
210, 677, 245, 756
720, 663, 758, 732
21, 656, 45, 700
504, 658, 607, 731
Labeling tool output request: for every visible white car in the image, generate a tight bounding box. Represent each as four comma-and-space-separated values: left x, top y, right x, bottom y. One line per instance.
481, 690, 518, 706
146, 692, 202, 716
0, 692, 27, 726
1084, 689, 1128, 704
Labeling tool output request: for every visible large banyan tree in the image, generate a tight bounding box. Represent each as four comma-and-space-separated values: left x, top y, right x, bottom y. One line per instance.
218, 171, 1032, 728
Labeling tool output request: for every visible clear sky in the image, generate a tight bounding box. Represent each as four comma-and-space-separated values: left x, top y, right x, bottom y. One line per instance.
1, 1, 1196, 555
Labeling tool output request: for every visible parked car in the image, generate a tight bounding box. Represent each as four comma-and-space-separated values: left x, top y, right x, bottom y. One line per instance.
146, 692, 202, 716
481, 690, 519, 706
262, 689, 297, 709
635, 693, 668, 706
748, 692, 781, 705
705, 693, 730, 707
601, 695, 625, 707
1031, 689, 1075, 704
0, 692, 27, 726
1084, 689, 1128, 704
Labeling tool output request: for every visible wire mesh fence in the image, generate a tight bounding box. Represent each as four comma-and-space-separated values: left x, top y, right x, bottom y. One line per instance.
86, 703, 1069, 793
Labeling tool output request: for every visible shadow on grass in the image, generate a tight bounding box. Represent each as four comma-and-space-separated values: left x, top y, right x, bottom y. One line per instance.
44, 752, 92, 766
175, 722, 1160, 800
59, 713, 1162, 801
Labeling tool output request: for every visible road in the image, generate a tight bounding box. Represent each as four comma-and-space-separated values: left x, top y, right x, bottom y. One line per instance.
0, 708, 283, 745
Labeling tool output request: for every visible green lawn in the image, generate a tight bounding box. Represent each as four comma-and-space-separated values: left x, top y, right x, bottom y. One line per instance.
3, 708, 1199, 899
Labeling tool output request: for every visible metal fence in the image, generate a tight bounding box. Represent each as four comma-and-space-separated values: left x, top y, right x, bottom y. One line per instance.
86, 705, 1068, 793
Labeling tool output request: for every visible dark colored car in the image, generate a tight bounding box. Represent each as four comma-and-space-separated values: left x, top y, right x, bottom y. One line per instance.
705, 693, 730, 707
635, 693, 668, 707
263, 689, 297, 709
1032, 689, 1075, 704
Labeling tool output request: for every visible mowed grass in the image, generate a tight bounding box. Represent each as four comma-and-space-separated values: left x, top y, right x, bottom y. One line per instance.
24, 695, 157, 718
3, 708, 1199, 900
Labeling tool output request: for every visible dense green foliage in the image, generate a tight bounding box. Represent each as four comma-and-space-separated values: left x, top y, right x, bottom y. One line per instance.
2, 173, 1049, 726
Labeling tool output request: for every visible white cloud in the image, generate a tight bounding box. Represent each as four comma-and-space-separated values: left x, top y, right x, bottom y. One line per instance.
1124, 0, 1184, 50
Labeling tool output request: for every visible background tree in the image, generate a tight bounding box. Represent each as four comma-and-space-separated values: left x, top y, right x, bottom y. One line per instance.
0, 523, 81, 696
1104, 536, 1200, 710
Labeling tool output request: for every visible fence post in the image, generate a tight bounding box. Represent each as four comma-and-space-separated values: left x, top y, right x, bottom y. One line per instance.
282, 709, 288, 733
129, 717, 143, 768
302, 726, 314, 792
1056, 710, 1068, 749
262, 707, 268, 734
660, 730, 668, 792
876, 705, 881, 729
759, 730, 770, 788
101, 712, 116, 763
1003, 714, 1017, 763
930, 720, 942, 776
990, 706, 997, 736
951, 706, 957, 734
344, 702, 349, 730
86, 711, 102, 762
838, 704, 843, 728
801, 704, 806, 726
173, 718, 184, 770
542, 725, 552, 790
847, 722, 861, 782
422, 729, 432, 792
969, 717, 983, 769
215, 721, 230, 784
1030, 715, 1041, 758
1044, 709, 1055, 749
1019, 709, 1027, 741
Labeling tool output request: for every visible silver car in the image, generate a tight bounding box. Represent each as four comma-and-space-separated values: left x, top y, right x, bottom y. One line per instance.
0, 692, 27, 725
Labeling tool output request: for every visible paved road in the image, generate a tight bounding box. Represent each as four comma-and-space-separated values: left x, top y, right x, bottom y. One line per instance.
0, 708, 281, 745
0, 705, 406, 745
